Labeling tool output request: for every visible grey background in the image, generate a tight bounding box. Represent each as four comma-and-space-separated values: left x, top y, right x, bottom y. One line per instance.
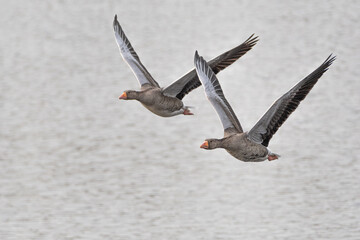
1, 0, 359, 239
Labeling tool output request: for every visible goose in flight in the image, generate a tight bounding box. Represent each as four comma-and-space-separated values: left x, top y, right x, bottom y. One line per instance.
194, 51, 335, 162
113, 15, 258, 117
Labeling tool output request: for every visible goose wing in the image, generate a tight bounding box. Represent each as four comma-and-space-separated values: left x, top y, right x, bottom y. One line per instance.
194, 51, 243, 134
248, 55, 336, 147
113, 15, 160, 88
163, 35, 258, 99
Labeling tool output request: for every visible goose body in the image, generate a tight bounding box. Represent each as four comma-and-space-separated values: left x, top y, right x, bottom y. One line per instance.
137, 86, 186, 117
194, 51, 335, 162
113, 15, 258, 117
210, 133, 269, 162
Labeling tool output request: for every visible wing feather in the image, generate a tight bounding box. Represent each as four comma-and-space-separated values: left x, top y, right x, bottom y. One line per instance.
194, 51, 243, 134
163, 35, 258, 99
113, 15, 160, 88
248, 55, 336, 146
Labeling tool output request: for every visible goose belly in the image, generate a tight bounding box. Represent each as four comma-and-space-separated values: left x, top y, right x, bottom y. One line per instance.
227, 149, 268, 162
225, 136, 268, 162
141, 100, 184, 117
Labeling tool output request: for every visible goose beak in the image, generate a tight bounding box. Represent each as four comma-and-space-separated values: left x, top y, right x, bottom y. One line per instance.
119, 92, 127, 100
200, 141, 209, 149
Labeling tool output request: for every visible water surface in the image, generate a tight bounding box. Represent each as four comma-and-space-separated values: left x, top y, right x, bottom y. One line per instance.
1, 1, 359, 239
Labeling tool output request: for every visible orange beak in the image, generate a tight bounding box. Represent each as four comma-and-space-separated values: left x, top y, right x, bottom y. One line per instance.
119, 92, 127, 100
200, 141, 209, 149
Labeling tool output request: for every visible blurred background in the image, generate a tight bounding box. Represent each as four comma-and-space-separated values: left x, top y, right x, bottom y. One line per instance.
1, 0, 359, 239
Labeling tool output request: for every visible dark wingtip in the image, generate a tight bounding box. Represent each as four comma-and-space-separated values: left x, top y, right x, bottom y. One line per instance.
248, 33, 258, 40
322, 54, 336, 72
113, 14, 118, 27
246, 33, 259, 46
325, 54, 336, 65
194, 50, 200, 65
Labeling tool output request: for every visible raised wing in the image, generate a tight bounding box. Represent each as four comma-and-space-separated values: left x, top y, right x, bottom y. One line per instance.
163, 34, 258, 99
194, 51, 243, 135
248, 54, 336, 147
113, 15, 160, 88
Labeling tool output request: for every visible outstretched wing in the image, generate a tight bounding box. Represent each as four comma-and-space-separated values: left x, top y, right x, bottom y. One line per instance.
194, 51, 243, 135
113, 15, 160, 88
163, 35, 258, 99
248, 55, 336, 147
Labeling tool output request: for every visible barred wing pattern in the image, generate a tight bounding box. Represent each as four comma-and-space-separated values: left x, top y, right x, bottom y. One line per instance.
163, 35, 259, 100
208, 34, 259, 73
113, 15, 160, 88
194, 51, 243, 133
248, 55, 336, 147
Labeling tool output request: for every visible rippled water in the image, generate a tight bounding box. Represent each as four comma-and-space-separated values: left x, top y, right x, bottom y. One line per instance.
1, 0, 359, 239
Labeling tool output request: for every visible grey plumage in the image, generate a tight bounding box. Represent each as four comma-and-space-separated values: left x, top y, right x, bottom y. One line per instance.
113, 14, 258, 117
248, 55, 336, 147
194, 51, 335, 162
164, 34, 259, 100
194, 51, 243, 133
113, 15, 160, 88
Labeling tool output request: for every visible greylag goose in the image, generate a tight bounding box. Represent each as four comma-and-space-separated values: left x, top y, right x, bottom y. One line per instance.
113, 15, 258, 117
194, 51, 335, 162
